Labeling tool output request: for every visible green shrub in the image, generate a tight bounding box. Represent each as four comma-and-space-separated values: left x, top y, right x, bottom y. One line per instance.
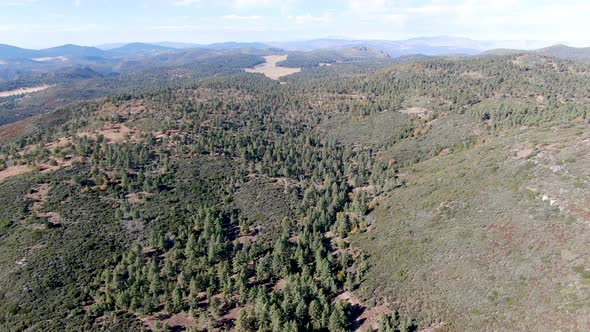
0, 220, 12, 232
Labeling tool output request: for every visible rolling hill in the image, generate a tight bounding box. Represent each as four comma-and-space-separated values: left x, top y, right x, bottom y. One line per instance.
536, 44, 590, 62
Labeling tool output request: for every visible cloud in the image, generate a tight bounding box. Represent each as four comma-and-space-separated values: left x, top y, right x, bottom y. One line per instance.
171, 0, 201, 6
289, 13, 333, 24
222, 14, 263, 20
4, 0, 590, 48
232, 0, 275, 9
349, 0, 394, 12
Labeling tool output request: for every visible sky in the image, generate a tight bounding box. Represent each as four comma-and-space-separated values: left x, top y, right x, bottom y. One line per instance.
0, 0, 588, 48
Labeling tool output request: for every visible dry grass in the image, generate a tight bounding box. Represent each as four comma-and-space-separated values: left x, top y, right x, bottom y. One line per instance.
78, 125, 136, 143
399, 107, 432, 119
26, 183, 51, 211
245, 55, 301, 80
0, 165, 32, 183
0, 85, 52, 98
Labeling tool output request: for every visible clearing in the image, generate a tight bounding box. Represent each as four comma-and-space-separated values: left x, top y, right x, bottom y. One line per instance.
77, 124, 137, 143
31, 56, 68, 62
0, 165, 32, 183
0, 85, 52, 98
245, 54, 301, 80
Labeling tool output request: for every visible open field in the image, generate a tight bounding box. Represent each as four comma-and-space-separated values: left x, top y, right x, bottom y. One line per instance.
0, 84, 51, 97
245, 54, 301, 80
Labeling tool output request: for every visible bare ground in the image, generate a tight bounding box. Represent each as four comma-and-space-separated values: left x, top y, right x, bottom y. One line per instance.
77, 124, 136, 143
0, 85, 52, 98
336, 291, 392, 332
245, 55, 301, 80
0, 165, 33, 183
399, 107, 433, 119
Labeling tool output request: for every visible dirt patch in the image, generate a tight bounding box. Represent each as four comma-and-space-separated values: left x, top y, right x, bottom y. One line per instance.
144, 312, 196, 331
274, 278, 287, 291
0, 165, 33, 183
26, 183, 61, 223
46, 137, 71, 151
126, 191, 152, 203
26, 183, 51, 211
461, 71, 489, 79
271, 176, 299, 188
516, 148, 534, 158
237, 234, 258, 244
37, 211, 62, 224
78, 125, 136, 143
167, 313, 196, 328
0, 85, 52, 98
245, 54, 301, 80
336, 291, 391, 332
39, 156, 85, 173
399, 107, 432, 119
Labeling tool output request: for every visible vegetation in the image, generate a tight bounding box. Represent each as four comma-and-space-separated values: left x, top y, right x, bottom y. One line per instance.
0, 49, 589, 331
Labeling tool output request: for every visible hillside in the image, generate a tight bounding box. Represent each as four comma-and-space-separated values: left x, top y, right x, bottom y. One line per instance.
277, 46, 391, 68
536, 44, 590, 62
0, 50, 589, 332
0, 44, 43, 60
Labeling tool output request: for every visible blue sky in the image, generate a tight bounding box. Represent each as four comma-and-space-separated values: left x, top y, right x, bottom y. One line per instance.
0, 0, 588, 48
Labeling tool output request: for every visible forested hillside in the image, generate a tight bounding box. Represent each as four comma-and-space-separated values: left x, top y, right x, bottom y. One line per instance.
0, 51, 589, 331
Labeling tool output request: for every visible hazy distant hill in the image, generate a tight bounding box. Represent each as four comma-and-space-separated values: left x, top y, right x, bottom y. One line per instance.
479, 48, 526, 56
1, 37, 561, 61
108, 43, 175, 55
478, 44, 590, 62
0, 44, 42, 60
41, 44, 106, 58
277, 46, 391, 67
536, 44, 590, 62
268, 37, 483, 56
205, 41, 271, 49
268, 36, 555, 57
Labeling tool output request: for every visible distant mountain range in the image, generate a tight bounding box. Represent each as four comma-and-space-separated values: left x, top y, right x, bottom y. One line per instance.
0, 44, 107, 60
2, 37, 590, 65
264, 37, 558, 56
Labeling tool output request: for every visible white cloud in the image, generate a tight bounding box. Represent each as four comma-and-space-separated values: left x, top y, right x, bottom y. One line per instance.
232, 0, 275, 9
222, 14, 263, 20
171, 0, 201, 6
289, 13, 333, 24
